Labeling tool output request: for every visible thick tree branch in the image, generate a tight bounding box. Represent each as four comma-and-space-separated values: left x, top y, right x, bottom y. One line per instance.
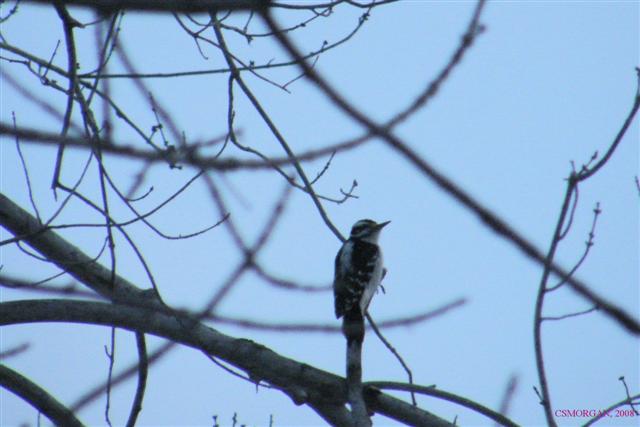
21, 0, 264, 13
1, 192, 453, 425
0, 299, 454, 427
0, 193, 461, 425
366, 381, 519, 427
310, 403, 353, 426
0, 364, 85, 427
0, 192, 154, 304
20, 0, 399, 14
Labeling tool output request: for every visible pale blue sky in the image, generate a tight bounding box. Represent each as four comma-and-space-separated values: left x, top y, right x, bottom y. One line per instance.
1, 1, 638, 426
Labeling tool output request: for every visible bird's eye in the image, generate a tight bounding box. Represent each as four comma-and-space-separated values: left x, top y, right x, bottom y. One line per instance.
352, 226, 369, 235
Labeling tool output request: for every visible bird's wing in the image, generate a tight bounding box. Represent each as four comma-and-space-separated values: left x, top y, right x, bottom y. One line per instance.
333, 240, 380, 318
333, 242, 349, 318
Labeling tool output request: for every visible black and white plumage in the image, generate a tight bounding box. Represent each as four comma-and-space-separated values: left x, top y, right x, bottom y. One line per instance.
333, 219, 390, 323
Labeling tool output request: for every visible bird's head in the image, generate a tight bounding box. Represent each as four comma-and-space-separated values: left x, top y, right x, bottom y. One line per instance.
349, 219, 390, 243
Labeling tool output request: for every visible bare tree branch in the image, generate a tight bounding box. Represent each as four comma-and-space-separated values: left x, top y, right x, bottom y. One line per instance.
496, 375, 518, 426
0, 192, 156, 304
71, 340, 174, 412
0, 343, 30, 360
366, 381, 519, 427
211, 12, 344, 241
204, 298, 465, 332
0, 299, 455, 427
0, 123, 366, 173
0, 363, 85, 427
583, 393, 640, 427
125, 332, 148, 427
51, 1, 81, 191
532, 69, 640, 427
366, 312, 416, 406
260, 2, 640, 336
20, 0, 265, 13
2, 2, 636, 425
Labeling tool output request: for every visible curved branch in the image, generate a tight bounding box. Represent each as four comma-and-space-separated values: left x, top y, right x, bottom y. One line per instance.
366, 381, 519, 427
576, 69, 640, 181
583, 393, 640, 427
532, 72, 640, 426
0, 299, 454, 427
0, 364, 85, 427
125, 332, 148, 427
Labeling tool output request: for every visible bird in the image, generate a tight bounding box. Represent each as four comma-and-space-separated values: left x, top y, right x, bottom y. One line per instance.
333, 219, 390, 342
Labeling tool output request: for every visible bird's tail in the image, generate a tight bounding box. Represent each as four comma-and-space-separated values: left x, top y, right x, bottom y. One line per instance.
341, 309, 365, 344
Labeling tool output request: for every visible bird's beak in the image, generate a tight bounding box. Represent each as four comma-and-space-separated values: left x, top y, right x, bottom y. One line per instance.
375, 220, 391, 230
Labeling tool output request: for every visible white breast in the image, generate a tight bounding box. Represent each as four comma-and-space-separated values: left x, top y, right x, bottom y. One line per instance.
338, 241, 354, 277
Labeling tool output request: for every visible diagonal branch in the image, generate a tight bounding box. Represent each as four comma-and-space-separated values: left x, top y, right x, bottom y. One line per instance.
0, 364, 85, 427
210, 12, 344, 241
1, 192, 455, 425
259, 4, 640, 336
0, 192, 154, 304
0, 299, 455, 427
366, 312, 416, 406
366, 381, 519, 427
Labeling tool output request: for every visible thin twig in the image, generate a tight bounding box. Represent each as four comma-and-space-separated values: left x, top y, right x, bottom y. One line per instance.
12, 112, 41, 223
203, 298, 466, 332
125, 332, 148, 427
52, 2, 81, 193
260, 3, 640, 335
618, 376, 640, 415
212, 13, 345, 241
496, 374, 518, 426
583, 393, 640, 426
547, 202, 601, 292
366, 312, 416, 405
104, 327, 116, 427
541, 306, 598, 321
0, 342, 30, 360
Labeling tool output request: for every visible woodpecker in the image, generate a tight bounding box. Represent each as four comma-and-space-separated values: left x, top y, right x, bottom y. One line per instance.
334, 219, 390, 342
